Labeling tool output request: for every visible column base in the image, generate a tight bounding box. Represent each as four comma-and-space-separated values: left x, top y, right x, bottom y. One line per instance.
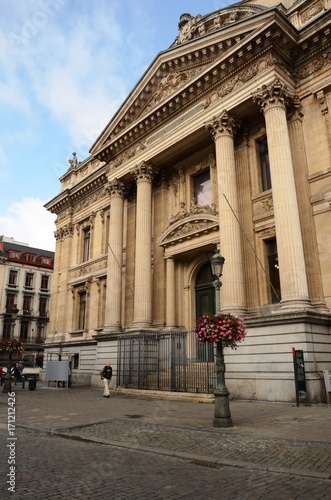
131, 321, 153, 329
279, 298, 313, 311
310, 299, 329, 313
101, 324, 122, 335
221, 307, 247, 317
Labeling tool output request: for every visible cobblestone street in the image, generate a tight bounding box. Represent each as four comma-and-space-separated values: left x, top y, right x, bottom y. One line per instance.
0, 427, 330, 500
0, 386, 330, 499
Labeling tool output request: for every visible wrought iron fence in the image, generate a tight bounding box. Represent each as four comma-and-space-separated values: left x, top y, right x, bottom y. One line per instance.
117, 331, 216, 393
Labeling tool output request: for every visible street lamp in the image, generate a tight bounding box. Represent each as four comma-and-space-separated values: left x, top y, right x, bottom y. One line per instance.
210, 249, 233, 428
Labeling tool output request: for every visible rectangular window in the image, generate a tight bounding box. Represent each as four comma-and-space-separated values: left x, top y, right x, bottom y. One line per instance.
78, 292, 86, 330
5, 294, 16, 314
40, 275, 49, 290
2, 320, 12, 340
22, 296, 32, 315
39, 298, 47, 317
36, 323, 45, 343
25, 253, 36, 262
25, 273, 34, 289
20, 322, 29, 342
193, 170, 211, 206
83, 228, 90, 262
257, 136, 271, 191
266, 238, 281, 303
73, 354, 79, 369
8, 270, 18, 287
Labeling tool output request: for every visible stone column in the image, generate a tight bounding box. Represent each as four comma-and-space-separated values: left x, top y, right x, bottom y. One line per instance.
131, 162, 156, 328
165, 256, 176, 329
288, 100, 328, 311
253, 79, 311, 310
103, 179, 126, 332
206, 111, 246, 315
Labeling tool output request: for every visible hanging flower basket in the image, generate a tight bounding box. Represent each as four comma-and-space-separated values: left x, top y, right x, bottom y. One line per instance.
194, 313, 247, 349
0, 339, 25, 356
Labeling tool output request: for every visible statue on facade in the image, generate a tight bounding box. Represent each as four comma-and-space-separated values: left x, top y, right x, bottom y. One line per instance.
175, 13, 195, 44
68, 152, 79, 170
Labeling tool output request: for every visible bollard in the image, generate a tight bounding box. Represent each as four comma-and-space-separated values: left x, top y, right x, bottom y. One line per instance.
28, 377, 37, 391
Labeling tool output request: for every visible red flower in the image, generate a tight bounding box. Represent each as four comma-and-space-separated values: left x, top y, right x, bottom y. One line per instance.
0, 339, 25, 356
194, 313, 247, 349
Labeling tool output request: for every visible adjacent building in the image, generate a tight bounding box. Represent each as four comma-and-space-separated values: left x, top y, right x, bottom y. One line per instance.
44, 0, 331, 402
0, 236, 54, 365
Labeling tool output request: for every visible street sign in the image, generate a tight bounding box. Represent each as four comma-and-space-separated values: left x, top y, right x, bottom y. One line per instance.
292, 348, 307, 406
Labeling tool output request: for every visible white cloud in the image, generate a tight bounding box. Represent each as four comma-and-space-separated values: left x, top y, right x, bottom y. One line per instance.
0, 0, 142, 157
0, 198, 56, 251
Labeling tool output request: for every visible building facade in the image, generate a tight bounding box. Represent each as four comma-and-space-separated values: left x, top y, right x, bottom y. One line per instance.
0, 236, 54, 365
45, 0, 331, 402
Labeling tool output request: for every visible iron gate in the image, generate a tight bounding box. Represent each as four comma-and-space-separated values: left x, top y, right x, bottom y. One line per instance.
117, 331, 216, 393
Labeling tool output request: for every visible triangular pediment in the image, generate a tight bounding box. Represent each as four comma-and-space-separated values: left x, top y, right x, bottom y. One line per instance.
90, 4, 275, 155
89, 3, 295, 161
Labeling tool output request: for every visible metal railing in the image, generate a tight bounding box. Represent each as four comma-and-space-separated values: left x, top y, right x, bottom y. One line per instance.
117, 331, 216, 393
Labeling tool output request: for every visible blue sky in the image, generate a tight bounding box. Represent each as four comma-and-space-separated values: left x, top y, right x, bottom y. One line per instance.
0, 0, 230, 251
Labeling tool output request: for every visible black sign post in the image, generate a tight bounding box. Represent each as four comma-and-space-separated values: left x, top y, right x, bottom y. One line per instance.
292, 348, 307, 406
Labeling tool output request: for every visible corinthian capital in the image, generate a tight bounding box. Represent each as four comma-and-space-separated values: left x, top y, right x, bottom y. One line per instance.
205, 110, 239, 140
130, 161, 156, 183
252, 78, 294, 112
105, 178, 127, 198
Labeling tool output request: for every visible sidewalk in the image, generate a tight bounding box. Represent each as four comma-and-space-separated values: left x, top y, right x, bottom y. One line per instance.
1, 385, 330, 479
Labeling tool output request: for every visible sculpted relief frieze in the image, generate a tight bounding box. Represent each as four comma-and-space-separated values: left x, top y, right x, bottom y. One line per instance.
258, 227, 276, 239
56, 207, 73, 223
160, 214, 219, 248
144, 68, 204, 113
147, 71, 188, 108
253, 193, 275, 234
109, 142, 146, 170
254, 195, 274, 215
168, 199, 218, 228
295, 50, 331, 80
172, 8, 259, 46
69, 256, 108, 281
73, 188, 106, 213
204, 55, 274, 108
300, 0, 324, 25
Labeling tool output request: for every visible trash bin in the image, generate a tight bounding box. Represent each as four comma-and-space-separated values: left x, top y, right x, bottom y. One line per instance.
28, 377, 37, 391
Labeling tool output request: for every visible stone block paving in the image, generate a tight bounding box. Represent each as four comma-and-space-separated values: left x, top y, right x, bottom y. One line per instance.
1, 385, 331, 486
57, 418, 331, 479
1, 428, 331, 500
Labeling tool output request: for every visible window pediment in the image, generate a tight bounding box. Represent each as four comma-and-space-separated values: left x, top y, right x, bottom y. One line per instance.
159, 213, 219, 248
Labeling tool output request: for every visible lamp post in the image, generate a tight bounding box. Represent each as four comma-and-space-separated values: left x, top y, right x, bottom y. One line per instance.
210, 249, 233, 428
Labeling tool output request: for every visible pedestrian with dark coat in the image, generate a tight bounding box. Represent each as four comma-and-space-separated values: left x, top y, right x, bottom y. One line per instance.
12, 363, 22, 385
100, 362, 112, 398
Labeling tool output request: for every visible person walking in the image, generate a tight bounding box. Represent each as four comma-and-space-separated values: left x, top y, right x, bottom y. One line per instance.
100, 362, 112, 398
12, 363, 22, 385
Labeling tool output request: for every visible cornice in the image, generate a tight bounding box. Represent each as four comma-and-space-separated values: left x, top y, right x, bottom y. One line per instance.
291, 10, 331, 68
45, 166, 109, 215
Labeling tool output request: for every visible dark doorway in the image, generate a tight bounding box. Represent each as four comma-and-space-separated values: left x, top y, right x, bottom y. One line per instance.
195, 263, 215, 361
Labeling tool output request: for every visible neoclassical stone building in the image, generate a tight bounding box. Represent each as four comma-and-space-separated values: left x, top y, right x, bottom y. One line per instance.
45, 0, 331, 402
